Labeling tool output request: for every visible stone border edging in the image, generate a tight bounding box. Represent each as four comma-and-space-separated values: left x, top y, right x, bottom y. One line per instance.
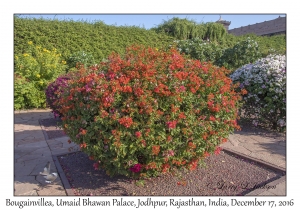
221, 148, 286, 174
52, 153, 76, 196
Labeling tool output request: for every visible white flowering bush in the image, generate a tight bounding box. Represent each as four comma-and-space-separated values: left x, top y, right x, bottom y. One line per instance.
230, 54, 286, 131
173, 38, 224, 64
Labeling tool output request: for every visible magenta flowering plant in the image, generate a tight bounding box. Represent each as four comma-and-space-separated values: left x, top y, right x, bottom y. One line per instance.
130, 164, 142, 173
57, 45, 243, 178
45, 76, 70, 118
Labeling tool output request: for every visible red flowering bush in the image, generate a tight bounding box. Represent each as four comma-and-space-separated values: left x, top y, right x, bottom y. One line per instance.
57, 45, 242, 178
45, 70, 81, 118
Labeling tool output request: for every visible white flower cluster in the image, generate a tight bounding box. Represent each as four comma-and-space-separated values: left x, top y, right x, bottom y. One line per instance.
230, 54, 286, 128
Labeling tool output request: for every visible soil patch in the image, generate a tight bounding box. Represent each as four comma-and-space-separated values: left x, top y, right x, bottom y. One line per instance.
39, 118, 66, 139
57, 151, 284, 196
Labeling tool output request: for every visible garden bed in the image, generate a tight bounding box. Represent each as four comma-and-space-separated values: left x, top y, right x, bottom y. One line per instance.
55, 150, 285, 196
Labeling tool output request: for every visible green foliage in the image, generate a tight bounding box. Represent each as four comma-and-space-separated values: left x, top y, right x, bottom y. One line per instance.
174, 38, 224, 63
216, 37, 262, 70
152, 17, 226, 41
256, 34, 286, 57
14, 74, 46, 109
14, 42, 67, 90
56, 46, 242, 178
14, 17, 174, 62
67, 51, 95, 69
14, 42, 67, 109
203, 22, 227, 41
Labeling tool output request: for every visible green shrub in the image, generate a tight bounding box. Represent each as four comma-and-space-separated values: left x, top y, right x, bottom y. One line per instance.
14, 42, 67, 109
57, 45, 242, 178
152, 18, 227, 41
174, 37, 224, 64
14, 74, 46, 109
67, 51, 95, 69
216, 37, 262, 71
14, 16, 174, 62
14, 42, 67, 89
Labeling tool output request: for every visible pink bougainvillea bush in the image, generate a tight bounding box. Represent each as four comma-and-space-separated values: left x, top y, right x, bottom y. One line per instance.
57, 45, 243, 178
45, 76, 70, 118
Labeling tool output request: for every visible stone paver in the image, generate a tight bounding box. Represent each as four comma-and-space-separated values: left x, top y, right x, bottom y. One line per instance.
13, 109, 286, 196
221, 128, 286, 196
14, 109, 66, 196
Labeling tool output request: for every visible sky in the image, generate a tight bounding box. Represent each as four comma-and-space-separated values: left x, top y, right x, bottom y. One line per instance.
16, 14, 286, 30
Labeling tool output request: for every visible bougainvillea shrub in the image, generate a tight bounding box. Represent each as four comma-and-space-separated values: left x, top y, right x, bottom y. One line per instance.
45, 76, 71, 118
230, 54, 286, 131
57, 45, 243, 178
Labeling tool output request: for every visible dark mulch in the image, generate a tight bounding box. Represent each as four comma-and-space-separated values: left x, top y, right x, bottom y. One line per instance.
57, 151, 284, 196
39, 118, 66, 139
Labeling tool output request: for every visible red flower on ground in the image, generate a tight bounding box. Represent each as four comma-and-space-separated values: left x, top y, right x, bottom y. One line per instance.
93, 162, 99, 170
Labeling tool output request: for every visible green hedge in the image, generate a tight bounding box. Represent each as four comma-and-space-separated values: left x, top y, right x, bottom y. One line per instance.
14, 17, 174, 63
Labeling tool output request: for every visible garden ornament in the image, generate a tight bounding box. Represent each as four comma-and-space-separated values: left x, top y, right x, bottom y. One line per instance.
39, 161, 58, 183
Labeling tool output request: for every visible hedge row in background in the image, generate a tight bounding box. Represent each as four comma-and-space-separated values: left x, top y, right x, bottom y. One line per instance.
152, 17, 227, 41
174, 35, 285, 71
14, 16, 174, 63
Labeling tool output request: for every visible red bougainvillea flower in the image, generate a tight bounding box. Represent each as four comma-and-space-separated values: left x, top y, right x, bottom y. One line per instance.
204, 151, 210, 158
118, 116, 133, 128
129, 163, 142, 173
188, 158, 199, 171
168, 150, 175, 156
152, 145, 160, 155
214, 147, 222, 155
166, 121, 177, 129
141, 139, 146, 147
135, 131, 142, 138
162, 163, 170, 173
80, 142, 87, 148
178, 85, 186, 92
80, 128, 87, 135
209, 116, 216, 121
